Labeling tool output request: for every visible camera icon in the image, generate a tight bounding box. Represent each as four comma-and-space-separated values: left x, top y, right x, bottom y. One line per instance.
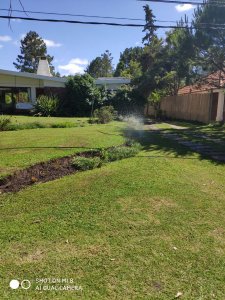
10, 279, 31, 290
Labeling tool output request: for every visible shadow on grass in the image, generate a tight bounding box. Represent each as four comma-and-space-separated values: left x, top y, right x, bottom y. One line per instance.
123, 127, 225, 165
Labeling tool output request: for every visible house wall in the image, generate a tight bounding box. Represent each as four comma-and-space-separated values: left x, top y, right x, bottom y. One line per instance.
158, 93, 214, 123
211, 93, 218, 121
0, 74, 43, 88
36, 87, 66, 99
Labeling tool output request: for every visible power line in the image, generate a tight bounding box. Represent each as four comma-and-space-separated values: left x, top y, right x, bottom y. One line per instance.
0, 15, 145, 27
0, 8, 145, 21
0, 8, 181, 24
0, 7, 186, 24
1, 15, 225, 30
1, 7, 225, 26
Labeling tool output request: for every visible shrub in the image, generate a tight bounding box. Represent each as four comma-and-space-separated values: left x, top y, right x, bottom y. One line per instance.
72, 156, 102, 171
51, 122, 77, 128
94, 106, 116, 124
0, 116, 11, 131
109, 85, 146, 115
101, 142, 141, 162
34, 95, 59, 117
63, 74, 102, 117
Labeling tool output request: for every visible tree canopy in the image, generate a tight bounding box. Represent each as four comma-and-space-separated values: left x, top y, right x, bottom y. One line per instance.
86, 50, 114, 78
63, 74, 102, 116
193, 0, 225, 76
13, 31, 55, 75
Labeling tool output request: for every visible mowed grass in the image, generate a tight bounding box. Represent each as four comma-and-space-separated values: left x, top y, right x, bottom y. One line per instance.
4, 115, 89, 125
0, 118, 225, 299
0, 121, 125, 178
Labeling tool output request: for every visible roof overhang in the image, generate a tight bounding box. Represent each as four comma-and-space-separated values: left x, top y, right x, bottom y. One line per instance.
0, 68, 66, 84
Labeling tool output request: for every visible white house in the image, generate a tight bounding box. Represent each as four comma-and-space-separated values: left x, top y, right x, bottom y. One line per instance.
0, 57, 130, 112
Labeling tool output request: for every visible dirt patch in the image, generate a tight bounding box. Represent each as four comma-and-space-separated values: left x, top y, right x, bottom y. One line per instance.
0, 150, 100, 194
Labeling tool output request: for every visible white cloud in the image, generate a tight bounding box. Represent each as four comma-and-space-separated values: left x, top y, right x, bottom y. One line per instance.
0, 45, 3, 49
20, 33, 26, 39
13, 40, 19, 46
11, 19, 22, 23
44, 39, 62, 48
58, 58, 89, 75
175, 4, 195, 12
0, 35, 12, 42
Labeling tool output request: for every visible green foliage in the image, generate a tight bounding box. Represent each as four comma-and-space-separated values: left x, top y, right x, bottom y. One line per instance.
34, 95, 59, 117
147, 90, 165, 119
193, 1, 225, 73
13, 31, 55, 74
110, 85, 146, 115
120, 60, 142, 80
0, 116, 11, 131
72, 156, 102, 171
142, 4, 157, 45
63, 74, 102, 117
94, 106, 116, 124
51, 122, 79, 128
114, 47, 143, 78
102, 143, 141, 162
86, 50, 114, 78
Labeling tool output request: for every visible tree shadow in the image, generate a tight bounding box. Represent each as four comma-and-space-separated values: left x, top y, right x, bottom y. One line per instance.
123, 127, 225, 165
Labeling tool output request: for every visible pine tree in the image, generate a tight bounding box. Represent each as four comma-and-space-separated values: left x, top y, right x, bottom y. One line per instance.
86, 50, 113, 78
13, 31, 55, 74
142, 4, 157, 46
193, 0, 225, 74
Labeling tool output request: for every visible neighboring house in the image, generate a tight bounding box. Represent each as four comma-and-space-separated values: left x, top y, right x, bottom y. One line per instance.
95, 77, 130, 91
145, 71, 225, 123
0, 57, 130, 113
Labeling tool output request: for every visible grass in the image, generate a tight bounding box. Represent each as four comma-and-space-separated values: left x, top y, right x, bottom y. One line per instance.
0, 121, 125, 178
154, 121, 225, 152
0, 117, 225, 299
3, 115, 89, 125
0, 115, 89, 131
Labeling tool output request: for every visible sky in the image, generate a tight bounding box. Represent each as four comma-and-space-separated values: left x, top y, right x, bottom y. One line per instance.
0, 0, 196, 76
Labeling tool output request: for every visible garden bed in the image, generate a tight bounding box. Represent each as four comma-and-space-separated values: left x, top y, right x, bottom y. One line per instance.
0, 143, 140, 194
0, 150, 100, 194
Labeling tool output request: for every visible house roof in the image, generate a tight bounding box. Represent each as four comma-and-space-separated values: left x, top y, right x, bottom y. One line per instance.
0, 68, 67, 83
95, 77, 131, 85
178, 70, 225, 95
0, 69, 131, 86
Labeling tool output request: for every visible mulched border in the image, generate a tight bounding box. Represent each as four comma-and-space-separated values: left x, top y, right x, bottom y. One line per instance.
0, 150, 100, 194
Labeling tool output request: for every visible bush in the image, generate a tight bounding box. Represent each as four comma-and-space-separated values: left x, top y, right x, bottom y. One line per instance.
72, 156, 102, 171
101, 142, 141, 162
51, 122, 78, 128
34, 95, 59, 117
94, 106, 116, 124
0, 116, 11, 131
109, 85, 146, 115
63, 74, 102, 117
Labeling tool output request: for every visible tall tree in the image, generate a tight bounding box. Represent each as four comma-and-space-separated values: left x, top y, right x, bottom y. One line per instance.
142, 4, 157, 45
164, 17, 197, 94
137, 5, 168, 99
63, 74, 102, 116
86, 50, 113, 78
114, 47, 143, 78
13, 31, 55, 74
193, 0, 225, 79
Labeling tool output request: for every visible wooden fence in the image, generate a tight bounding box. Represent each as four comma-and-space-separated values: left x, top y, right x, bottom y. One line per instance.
145, 93, 214, 123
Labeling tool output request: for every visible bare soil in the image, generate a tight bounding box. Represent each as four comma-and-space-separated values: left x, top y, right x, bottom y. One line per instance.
0, 150, 100, 194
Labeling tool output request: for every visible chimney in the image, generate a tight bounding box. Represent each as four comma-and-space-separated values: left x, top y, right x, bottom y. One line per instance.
37, 56, 52, 77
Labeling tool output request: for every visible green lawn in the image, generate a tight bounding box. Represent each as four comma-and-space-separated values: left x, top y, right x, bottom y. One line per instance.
0, 121, 125, 178
4, 115, 89, 125
0, 118, 225, 299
